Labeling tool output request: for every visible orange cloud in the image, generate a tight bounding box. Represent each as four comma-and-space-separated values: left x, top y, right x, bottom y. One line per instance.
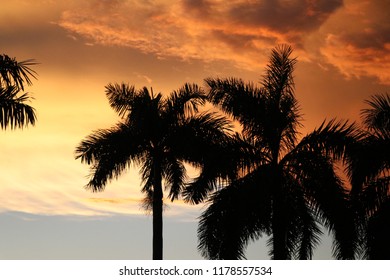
56, 0, 390, 84
57, 0, 342, 71
322, 35, 390, 85
320, 0, 390, 84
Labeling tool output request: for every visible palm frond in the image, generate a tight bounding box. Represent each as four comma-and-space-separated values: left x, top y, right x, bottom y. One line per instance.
349, 93, 390, 192
0, 54, 38, 90
183, 134, 257, 204
169, 111, 233, 163
279, 175, 323, 260
198, 187, 269, 259
206, 77, 264, 130
262, 44, 296, 100
141, 188, 154, 213
279, 93, 302, 152
183, 171, 218, 205
128, 88, 163, 132
172, 113, 256, 204
287, 147, 358, 259
198, 167, 273, 259
198, 189, 249, 260
294, 208, 322, 260
288, 119, 362, 163
166, 83, 206, 118
163, 157, 187, 202
75, 122, 148, 191
353, 136, 389, 192
207, 45, 301, 159
366, 197, 390, 259
105, 83, 137, 117
0, 86, 36, 129
140, 155, 154, 193
261, 45, 301, 156
206, 77, 273, 154
361, 93, 390, 137
359, 177, 390, 216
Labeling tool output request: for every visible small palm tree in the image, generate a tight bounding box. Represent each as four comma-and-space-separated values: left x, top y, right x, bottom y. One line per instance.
197, 45, 360, 260
0, 54, 37, 129
75, 83, 237, 259
347, 93, 390, 259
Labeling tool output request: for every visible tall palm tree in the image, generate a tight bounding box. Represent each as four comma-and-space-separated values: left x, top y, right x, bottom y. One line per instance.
0, 54, 37, 129
197, 45, 360, 260
347, 93, 390, 259
75, 83, 238, 259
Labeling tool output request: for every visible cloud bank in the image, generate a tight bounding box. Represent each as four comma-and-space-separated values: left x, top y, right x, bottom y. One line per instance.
57, 0, 389, 83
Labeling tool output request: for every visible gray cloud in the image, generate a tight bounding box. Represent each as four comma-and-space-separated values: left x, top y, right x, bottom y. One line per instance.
227, 0, 343, 33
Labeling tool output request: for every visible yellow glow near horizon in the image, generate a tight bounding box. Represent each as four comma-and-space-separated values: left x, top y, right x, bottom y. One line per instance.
1, 0, 388, 220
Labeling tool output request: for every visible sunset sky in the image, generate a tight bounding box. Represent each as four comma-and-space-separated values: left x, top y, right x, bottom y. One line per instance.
0, 0, 389, 259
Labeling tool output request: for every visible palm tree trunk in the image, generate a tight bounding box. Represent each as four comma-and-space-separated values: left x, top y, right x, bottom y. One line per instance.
272, 193, 288, 260
271, 163, 288, 260
152, 164, 163, 260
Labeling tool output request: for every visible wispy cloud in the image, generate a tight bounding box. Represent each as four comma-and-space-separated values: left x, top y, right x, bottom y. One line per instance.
134, 73, 153, 84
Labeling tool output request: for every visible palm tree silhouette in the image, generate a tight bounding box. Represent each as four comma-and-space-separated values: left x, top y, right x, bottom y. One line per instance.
75, 83, 237, 259
347, 93, 390, 259
198, 45, 360, 260
0, 54, 37, 129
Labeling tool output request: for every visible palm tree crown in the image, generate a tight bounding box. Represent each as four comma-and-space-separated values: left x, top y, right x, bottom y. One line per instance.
0, 54, 37, 129
75, 83, 236, 259
198, 45, 360, 260
347, 93, 390, 259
